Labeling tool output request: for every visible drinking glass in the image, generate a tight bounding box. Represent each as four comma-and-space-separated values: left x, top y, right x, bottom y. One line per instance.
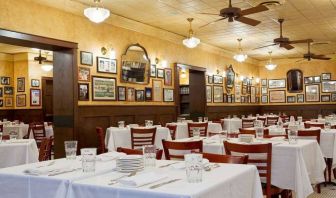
118, 121, 125, 128
255, 127, 264, 140
81, 148, 97, 173
318, 114, 323, 119
254, 120, 263, 128
288, 129, 298, 144
145, 120, 153, 127
185, 154, 203, 183
143, 145, 156, 168
192, 128, 200, 139
289, 116, 295, 123
325, 122, 331, 131
277, 121, 283, 128
227, 115, 231, 119
177, 117, 182, 123
64, 141, 77, 160
198, 117, 203, 122
297, 116, 303, 123
9, 131, 17, 141
256, 114, 260, 117
203, 117, 208, 122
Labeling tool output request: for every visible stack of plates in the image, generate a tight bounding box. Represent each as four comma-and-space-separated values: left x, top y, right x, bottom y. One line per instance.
116, 155, 144, 173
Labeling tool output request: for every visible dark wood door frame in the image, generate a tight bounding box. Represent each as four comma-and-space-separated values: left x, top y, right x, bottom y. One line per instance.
0, 28, 78, 158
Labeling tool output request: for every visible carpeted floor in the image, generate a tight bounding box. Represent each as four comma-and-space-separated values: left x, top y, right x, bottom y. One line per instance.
308, 183, 336, 198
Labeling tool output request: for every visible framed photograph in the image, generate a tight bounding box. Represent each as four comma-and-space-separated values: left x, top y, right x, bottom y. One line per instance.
250, 87, 256, 103
4, 87, 13, 95
17, 77, 25, 92
206, 85, 212, 103
261, 79, 267, 87
127, 87, 135, 102
268, 79, 286, 89
223, 93, 227, 103
16, 94, 26, 107
145, 87, 152, 101
261, 95, 268, 103
256, 97, 259, 103
321, 81, 336, 92
0, 99, 3, 107
227, 94, 232, 103
80, 51, 93, 66
241, 96, 245, 103
235, 84, 241, 103
92, 76, 116, 101
5, 97, 13, 107
213, 86, 223, 103
164, 68, 172, 86
269, 90, 286, 103
97, 57, 117, 74
163, 88, 174, 102
322, 73, 331, 81
321, 95, 330, 102
78, 83, 89, 101
208, 75, 213, 84
0, 88, 2, 97
242, 86, 247, 95
78, 67, 90, 81
30, 89, 41, 106
135, 90, 145, 101
261, 87, 267, 95
287, 96, 296, 103
157, 69, 164, 78
150, 65, 156, 77
117, 86, 126, 101
304, 76, 314, 84
297, 94, 304, 103
31, 79, 40, 87
1, 77, 10, 85
152, 79, 162, 102
331, 93, 336, 102
231, 94, 235, 103
314, 76, 321, 83
242, 78, 248, 86
256, 87, 260, 95
213, 75, 223, 84
305, 84, 320, 102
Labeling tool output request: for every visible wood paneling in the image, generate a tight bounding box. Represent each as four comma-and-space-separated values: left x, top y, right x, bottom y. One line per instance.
189, 69, 206, 120
0, 109, 43, 123
207, 105, 260, 120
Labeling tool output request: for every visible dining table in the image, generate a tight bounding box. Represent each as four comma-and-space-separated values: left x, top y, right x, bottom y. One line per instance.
221, 118, 242, 133
165, 122, 222, 139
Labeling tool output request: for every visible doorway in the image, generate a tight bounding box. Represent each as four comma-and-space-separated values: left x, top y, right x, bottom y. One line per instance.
42, 77, 53, 122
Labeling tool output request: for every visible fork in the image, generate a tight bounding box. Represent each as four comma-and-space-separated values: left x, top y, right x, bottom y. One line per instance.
108, 171, 137, 185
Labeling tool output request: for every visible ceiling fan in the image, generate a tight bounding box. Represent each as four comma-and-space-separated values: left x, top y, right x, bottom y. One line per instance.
297, 41, 330, 62
34, 50, 47, 64
254, 18, 313, 50
199, 0, 269, 28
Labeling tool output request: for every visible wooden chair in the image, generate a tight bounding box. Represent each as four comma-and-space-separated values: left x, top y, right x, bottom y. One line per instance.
297, 129, 321, 144
187, 122, 208, 137
257, 117, 267, 126
38, 137, 52, 161
266, 117, 279, 126
0, 124, 3, 132
280, 116, 290, 123
242, 118, 255, 128
96, 127, 107, 154
166, 124, 177, 140
212, 120, 224, 130
130, 127, 156, 149
201, 152, 248, 164
239, 128, 256, 136
31, 122, 46, 147
2, 135, 9, 140
162, 139, 203, 160
304, 122, 324, 129
224, 141, 290, 198
116, 147, 163, 160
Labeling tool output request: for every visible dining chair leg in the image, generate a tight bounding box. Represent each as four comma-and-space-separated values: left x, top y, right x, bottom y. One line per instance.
280, 190, 290, 198
316, 184, 321, 194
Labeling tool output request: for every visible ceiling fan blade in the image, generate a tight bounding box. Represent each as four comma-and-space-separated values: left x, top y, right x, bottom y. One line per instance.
198, 12, 219, 16
240, 5, 269, 16
282, 44, 294, 50
289, 39, 313, 44
312, 55, 331, 60
253, 43, 277, 50
235, 16, 261, 26
199, 17, 227, 28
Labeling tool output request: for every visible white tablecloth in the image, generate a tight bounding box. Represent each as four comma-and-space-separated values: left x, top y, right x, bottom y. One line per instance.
165, 122, 222, 139
105, 127, 171, 151
0, 139, 39, 168
3, 124, 29, 139
221, 118, 242, 133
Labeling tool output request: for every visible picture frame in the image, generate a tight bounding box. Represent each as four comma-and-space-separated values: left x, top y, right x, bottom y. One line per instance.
78, 67, 91, 82
145, 87, 152, 101
242, 78, 248, 86
304, 76, 314, 84
269, 90, 286, 103
127, 87, 135, 102
213, 75, 223, 84
331, 93, 336, 102
1, 77, 10, 85
163, 88, 174, 102
16, 94, 26, 107
321, 81, 336, 93
314, 76, 321, 83
261, 95, 268, 103
152, 79, 162, 102
322, 73, 331, 81
231, 94, 235, 103
117, 86, 126, 101
250, 86, 256, 103
261, 79, 267, 87
157, 69, 164, 78
208, 75, 213, 84
297, 94, 304, 103
268, 79, 286, 89
164, 68, 172, 86
241, 96, 245, 103
97, 57, 117, 74
256, 97, 259, 103
223, 93, 227, 103
150, 64, 156, 77
213, 86, 223, 103
0, 99, 3, 107
30, 89, 41, 106
17, 77, 25, 92
305, 84, 320, 102
287, 96, 296, 103
5, 97, 13, 107
261, 87, 267, 95
0, 88, 3, 97
92, 76, 116, 101
227, 94, 232, 103
206, 85, 212, 103
242, 86, 247, 95
80, 51, 93, 66
4, 86, 13, 95
235, 84, 241, 103
135, 90, 145, 101
31, 79, 40, 87
321, 95, 330, 102
78, 83, 89, 101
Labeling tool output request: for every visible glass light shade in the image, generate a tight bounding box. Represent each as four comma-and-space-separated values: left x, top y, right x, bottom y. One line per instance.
239, 76, 245, 81
233, 54, 248, 62
183, 37, 200, 48
84, 7, 110, 23
255, 78, 260, 83
161, 60, 168, 68
110, 49, 116, 59
41, 64, 53, 72
265, 63, 277, 70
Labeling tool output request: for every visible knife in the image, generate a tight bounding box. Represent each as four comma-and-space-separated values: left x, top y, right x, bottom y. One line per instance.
149, 179, 181, 189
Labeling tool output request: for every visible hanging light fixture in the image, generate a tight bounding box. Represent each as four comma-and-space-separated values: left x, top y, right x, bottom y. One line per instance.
41, 61, 53, 72
34, 50, 53, 72
84, 0, 110, 23
182, 18, 200, 48
233, 38, 248, 62
265, 51, 277, 70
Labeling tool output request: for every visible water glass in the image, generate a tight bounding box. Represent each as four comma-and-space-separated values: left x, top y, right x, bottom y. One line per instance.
118, 121, 125, 128
143, 145, 156, 168
318, 114, 323, 119
288, 129, 298, 144
325, 122, 331, 131
256, 114, 260, 117
145, 120, 153, 127
289, 116, 295, 123
185, 154, 203, 183
64, 141, 77, 160
254, 120, 263, 128
203, 117, 208, 122
227, 115, 231, 119
81, 148, 97, 173
297, 116, 303, 123
277, 121, 283, 128
198, 117, 203, 122
9, 131, 17, 141
255, 127, 264, 140
192, 128, 200, 139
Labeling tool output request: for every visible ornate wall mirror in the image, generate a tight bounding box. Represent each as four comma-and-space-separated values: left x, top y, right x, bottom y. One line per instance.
287, 69, 303, 93
225, 65, 235, 93
121, 43, 150, 84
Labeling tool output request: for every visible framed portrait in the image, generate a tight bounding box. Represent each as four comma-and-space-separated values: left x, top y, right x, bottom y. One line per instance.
5, 97, 13, 107
213, 86, 223, 103
4, 87, 13, 95
206, 85, 212, 103
78, 83, 89, 101
135, 90, 145, 101
152, 79, 162, 102
0, 99, 3, 107
287, 96, 295, 103
117, 86, 126, 101
127, 87, 135, 102
150, 64, 156, 77
17, 77, 25, 92
297, 94, 304, 103
16, 94, 26, 107
213, 75, 223, 84
305, 84, 320, 102
268, 79, 286, 89
322, 73, 331, 81
97, 57, 117, 74
261, 95, 268, 103
164, 68, 172, 86
80, 51, 93, 66
242, 78, 248, 86
163, 88, 174, 102
261, 79, 267, 87
313, 76, 321, 83
227, 94, 232, 103
30, 89, 41, 106
157, 69, 164, 78
1, 77, 10, 85
304, 76, 314, 84
145, 87, 152, 101
250, 87, 256, 103
261, 87, 267, 95
242, 86, 247, 95
208, 75, 213, 84
321, 95, 330, 102
269, 90, 286, 103
321, 81, 336, 92
31, 79, 40, 87
78, 67, 90, 82
0, 88, 2, 97
235, 84, 241, 103
92, 76, 116, 101
331, 93, 336, 102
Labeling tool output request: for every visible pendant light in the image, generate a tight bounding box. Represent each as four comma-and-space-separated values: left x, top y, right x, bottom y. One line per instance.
265, 51, 277, 70
182, 18, 200, 48
84, 0, 110, 23
233, 38, 248, 62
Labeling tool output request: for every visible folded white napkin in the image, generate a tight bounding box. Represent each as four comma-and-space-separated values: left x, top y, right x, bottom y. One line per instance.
118, 172, 167, 187
97, 151, 126, 161
171, 159, 210, 169
24, 164, 71, 176
270, 136, 285, 141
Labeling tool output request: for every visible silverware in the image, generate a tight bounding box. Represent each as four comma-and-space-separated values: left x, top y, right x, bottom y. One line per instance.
158, 162, 179, 168
149, 179, 181, 189
204, 163, 220, 171
137, 177, 167, 188
108, 171, 137, 185
36, 161, 55, 168
48, 168, 81, 176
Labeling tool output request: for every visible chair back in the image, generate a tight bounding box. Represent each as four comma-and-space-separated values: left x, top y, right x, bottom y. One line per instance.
96, 127, 107, 154
201, 152, 248, 164
257, 117, 266, 126
297, 129, 321, 144
130, 127, 156, 149
31, 122, 46, 146
162, 140, 203, 160
2, 135, 9, 140
166, 124, 177, 140
116, 147, 163, 160
280, 116, 289, 123
38, 138, 52, 161
187, 122, 208, 137
239, 128, 256, 136
0, 124, 3, 132
242, 118, 255, 128
212, 120, 224, 130
304, 122, 324, 129
266, 117, 279, 126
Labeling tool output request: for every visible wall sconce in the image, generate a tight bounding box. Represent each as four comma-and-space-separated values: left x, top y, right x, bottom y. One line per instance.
101, 45, 116, 59
239, 75, 245, 81
181, 69, 187, 78
255, 77, 260, 83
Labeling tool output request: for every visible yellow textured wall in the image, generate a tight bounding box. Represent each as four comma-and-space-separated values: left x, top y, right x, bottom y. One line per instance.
0, 53, 14, 109
13, 53, 28, 109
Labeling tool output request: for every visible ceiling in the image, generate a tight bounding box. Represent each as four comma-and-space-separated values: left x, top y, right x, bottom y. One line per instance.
0, 43, 34, 54
33, 0, 336, 60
